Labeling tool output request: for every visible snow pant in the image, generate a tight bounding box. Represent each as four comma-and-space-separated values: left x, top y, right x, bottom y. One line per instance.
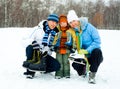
72, 48, 103, 75
87, 48, 103, 72
25, 45, 35, 75
24, 45, 60, 73
45, 55, 61, 73
55, 53, 70, 77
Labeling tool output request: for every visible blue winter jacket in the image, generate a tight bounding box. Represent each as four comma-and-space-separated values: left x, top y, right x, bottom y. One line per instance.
79, 17, 101, 54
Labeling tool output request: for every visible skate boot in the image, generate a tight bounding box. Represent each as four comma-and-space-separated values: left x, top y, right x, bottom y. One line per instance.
22, 50, 39, 68
28, 51, 47, 72
55, 76, 62, 79
26, 72, 35, 79
41, 51, 48, 58
23, 69, 35, 79
88, 72, 96, 84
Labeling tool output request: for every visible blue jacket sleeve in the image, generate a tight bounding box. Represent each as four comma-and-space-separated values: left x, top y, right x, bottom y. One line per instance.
86, 24, 101, 53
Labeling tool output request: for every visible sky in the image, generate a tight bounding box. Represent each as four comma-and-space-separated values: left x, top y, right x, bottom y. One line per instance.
75, 0, 111, 5
54, 0, 111, 6
0, 28, 120, 89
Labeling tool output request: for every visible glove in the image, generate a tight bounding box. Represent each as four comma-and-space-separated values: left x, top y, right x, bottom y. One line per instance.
54, 38, 60, 47
49, 45, 58, 52
70, 48, 76, 53
40, 46, 52, 55
78, 49, 88, 54
49, 46, 55, 51
40, 45, 44, 51
65, 41, 72, 47
40, 46, 49, 53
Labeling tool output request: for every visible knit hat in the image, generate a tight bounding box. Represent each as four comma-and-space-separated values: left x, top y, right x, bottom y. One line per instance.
67, 10, 79, 23
59, 14, 67, 23
47, 14, 59, 23
59, 14, 69, 31
32, 41, 40, 50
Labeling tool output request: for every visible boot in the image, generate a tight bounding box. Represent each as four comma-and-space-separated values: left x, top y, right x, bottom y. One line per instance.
33, 50, 41, 64
88, 72, 96, 84
23, 69, 35, 75
28, 51, 47, 71
22, 50, 37, 68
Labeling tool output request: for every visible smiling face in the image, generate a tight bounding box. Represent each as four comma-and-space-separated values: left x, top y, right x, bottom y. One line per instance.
59, 15, 69, 31
48, 20, 58, 29
60, 22, 67, 28
69, 20, 80, 28
59, 15, 68, 28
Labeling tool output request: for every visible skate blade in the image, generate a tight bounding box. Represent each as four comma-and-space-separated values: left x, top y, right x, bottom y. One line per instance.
88, 79, 96, 84
68, 58, 86, 65
26, 75, 34, 79
28, 69, 46, 73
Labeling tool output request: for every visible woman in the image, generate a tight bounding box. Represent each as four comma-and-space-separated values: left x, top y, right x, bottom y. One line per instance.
67, 10, 103, 83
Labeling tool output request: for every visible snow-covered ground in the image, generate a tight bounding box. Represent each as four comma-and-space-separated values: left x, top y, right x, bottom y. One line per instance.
0, 28, 120, 89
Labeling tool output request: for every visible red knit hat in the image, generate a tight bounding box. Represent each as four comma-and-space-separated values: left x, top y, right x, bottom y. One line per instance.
59, 14, 68, 23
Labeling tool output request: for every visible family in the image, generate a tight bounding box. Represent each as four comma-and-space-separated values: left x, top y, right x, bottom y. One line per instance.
22, 10, 103, 84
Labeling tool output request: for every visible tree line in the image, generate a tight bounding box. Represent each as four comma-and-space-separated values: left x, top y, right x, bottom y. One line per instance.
0, 0, 120, 30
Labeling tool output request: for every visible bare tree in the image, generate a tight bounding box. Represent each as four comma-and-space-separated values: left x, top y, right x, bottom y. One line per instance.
0, 0, 119, 29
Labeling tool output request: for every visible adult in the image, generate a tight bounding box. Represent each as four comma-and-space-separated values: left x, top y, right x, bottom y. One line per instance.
67, 10, 103, 83
22, 14, 60, 78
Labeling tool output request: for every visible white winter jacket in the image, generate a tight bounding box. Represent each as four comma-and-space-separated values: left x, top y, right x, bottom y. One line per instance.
23, 20, 53, 55
30, 20, 46, 47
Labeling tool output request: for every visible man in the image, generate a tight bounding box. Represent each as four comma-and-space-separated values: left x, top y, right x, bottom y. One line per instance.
67, 10, 103, 83
22, 14, 60, 79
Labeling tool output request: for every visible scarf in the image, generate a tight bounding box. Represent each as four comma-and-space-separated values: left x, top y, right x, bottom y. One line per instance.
75, 26, 82, 53
59, 31, 67, 54
42, 21, 58, 47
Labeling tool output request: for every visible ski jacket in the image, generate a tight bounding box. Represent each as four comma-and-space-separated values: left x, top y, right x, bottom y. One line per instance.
53, 25, 76, 54
79, 17, 101, 54
25, 20, 59, 54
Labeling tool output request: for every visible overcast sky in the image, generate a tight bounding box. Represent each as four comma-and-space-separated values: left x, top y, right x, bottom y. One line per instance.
75, 0, 110, 4
56, 0, 110, 5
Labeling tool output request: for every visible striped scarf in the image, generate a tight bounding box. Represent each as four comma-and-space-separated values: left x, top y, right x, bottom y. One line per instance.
42, 21, 58, 47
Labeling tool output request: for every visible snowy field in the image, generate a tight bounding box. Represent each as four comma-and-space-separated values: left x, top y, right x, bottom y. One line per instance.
0, 28, 120, 89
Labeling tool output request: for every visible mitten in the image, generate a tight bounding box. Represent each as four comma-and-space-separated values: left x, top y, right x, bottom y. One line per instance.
78, 49, 88, 54
32, 41, 40, 50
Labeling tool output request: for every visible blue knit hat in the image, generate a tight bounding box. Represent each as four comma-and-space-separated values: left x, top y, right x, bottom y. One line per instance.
47, 14, 59, 23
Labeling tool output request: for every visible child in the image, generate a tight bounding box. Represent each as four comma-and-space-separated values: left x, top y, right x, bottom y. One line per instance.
53, 15, 76, 79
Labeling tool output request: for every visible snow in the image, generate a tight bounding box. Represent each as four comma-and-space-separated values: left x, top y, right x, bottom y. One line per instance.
0, 28, 120, 89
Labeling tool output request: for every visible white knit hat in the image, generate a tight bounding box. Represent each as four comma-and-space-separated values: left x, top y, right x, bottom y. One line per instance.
67, 10, 79, 23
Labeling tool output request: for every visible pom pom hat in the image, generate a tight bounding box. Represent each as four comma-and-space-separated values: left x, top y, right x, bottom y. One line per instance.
47, 14, 59, 23
67, 10, 79, 23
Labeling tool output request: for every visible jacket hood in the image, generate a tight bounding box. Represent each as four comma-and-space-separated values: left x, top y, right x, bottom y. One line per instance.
79, 17, 88, 30
38, 20, 46, 29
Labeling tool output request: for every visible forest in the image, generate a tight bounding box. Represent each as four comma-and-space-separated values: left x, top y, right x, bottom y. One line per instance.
0, 0, 120, 29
